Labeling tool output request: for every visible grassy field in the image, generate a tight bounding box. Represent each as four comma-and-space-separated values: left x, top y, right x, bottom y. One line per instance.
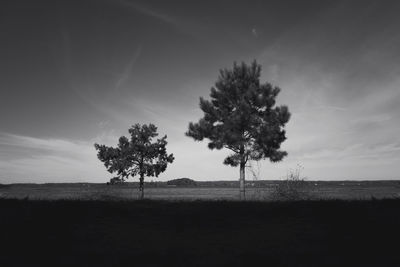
1, 198, 399, 266
1, 180, 400, 200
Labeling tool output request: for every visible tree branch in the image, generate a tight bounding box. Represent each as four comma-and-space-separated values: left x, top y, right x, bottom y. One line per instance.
224, 145, 240, 153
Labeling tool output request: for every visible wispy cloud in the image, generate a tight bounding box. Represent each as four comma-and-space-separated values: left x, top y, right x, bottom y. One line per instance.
0, 133, 87, 155
114, 46, 142, 92
122, 1, 175, 24
251, 28, 259, 38
116, 0, 195, 38
114, 0, 226, 42
0, 133, 111, 183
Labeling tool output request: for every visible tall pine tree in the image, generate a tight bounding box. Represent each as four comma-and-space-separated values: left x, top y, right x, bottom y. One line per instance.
186, 61, 290, 199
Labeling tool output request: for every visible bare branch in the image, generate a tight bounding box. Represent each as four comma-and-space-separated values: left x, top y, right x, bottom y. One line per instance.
224, 145, 240, 153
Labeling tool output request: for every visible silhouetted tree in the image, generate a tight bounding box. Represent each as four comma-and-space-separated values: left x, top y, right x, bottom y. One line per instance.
186, 61, 290, 200
95, 124, 174, 199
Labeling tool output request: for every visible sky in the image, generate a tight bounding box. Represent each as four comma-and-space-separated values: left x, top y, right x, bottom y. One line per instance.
1, 0, 400, 183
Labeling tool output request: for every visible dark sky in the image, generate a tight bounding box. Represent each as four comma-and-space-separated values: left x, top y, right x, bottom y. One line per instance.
1, 0, 400, 182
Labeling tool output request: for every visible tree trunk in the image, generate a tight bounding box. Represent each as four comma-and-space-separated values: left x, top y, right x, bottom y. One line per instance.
239, 146, 246, 200
139, 174, 144, 200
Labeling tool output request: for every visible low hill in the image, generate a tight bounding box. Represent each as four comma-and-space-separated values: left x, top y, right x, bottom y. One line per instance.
167, 178, 197, 187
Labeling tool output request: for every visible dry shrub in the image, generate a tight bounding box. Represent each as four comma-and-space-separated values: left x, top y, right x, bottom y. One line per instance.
272, 165, 311, 201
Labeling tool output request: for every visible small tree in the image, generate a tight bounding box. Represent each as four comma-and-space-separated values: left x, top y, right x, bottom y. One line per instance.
95, 123, 174, 199
186, 61, 290, 200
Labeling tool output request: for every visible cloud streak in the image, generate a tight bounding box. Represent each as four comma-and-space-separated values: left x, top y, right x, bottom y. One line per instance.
116, 0, 197, 38
0, 133, 107, 183
114, 46, 142, 92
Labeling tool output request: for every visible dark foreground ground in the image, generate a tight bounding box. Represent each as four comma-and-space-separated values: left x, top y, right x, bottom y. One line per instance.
1, 199, 400, 267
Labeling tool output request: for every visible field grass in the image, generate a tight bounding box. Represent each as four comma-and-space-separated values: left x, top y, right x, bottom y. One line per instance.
1, 180, 400, 200
1, 198, 400, 266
